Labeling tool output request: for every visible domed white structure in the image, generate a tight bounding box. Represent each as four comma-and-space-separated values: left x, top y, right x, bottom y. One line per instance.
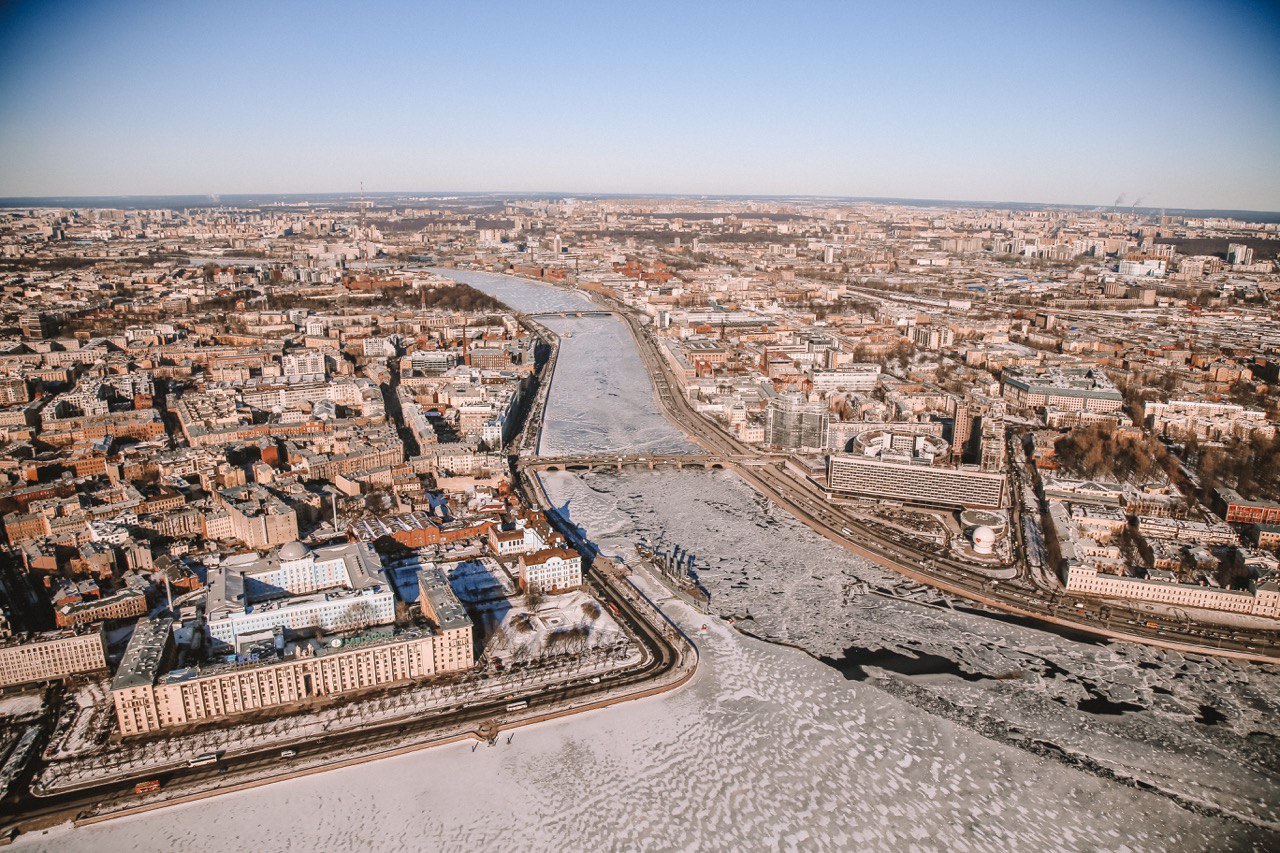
278, 541, 310, 562
960, 509, 1007, 536
971, 526, 996, 555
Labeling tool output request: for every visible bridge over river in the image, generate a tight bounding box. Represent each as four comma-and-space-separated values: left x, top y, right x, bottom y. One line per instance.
520, 452, 741, 472
523, 309, 617, 319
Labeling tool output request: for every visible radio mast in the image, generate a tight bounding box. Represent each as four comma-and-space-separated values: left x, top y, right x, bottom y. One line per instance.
358, 182, 369, 264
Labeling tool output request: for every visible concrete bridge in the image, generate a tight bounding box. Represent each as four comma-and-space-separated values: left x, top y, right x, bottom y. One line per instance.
521, 453, 735, 473
523, 310, 617, 319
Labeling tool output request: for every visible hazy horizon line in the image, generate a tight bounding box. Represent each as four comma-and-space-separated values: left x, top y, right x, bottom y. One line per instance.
1, 189, 1278, 219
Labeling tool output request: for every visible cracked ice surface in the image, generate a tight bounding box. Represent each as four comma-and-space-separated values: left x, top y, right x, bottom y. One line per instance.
434, 269, 1278, 839
16, 613, 1256, 852
542, 468, 1280, 832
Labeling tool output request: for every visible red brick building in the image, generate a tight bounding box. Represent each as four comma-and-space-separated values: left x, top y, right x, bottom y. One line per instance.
1216, 488, 1280, 525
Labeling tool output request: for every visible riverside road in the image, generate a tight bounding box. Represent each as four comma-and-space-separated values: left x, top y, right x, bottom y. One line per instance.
520, 284, 1280, 663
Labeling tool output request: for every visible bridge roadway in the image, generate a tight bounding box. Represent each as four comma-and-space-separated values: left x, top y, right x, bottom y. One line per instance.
551, 286, 1280, 662
522, 452, 738, 472
523, 309, 617, 319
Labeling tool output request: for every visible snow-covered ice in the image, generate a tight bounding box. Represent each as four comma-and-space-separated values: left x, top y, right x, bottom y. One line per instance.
25, 269, 1270, 849
16, 607, 1258, 852
434, 268, 1278, 840
437, 269, 693, 456
434, 268, 597, 314
542, 467, 1280, 831
536, 315, 696, 456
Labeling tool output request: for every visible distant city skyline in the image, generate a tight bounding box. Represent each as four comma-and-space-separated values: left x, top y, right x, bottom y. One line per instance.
1, 0, 1278, 210
2, 190, 1279, 220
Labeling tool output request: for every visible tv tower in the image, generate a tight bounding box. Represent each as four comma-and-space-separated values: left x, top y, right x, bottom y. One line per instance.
358, 182, 370, 265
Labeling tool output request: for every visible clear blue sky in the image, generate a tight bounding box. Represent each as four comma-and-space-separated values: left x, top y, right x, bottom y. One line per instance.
1, 0, 1278, 210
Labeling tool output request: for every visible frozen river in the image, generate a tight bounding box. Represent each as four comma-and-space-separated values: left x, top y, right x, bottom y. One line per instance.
543, 468, 1280, 833
20, 598, 1256, 852
438, 268, 693, 455
436, 268, 597, 313
536, 314, 695, 456
456, 269, 1277, 841
24, 270, 1273, 850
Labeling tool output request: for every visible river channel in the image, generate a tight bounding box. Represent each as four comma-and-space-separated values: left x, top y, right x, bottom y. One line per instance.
17, 270, 1272, 852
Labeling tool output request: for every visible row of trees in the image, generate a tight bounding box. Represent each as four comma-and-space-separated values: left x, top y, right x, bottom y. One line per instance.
196, 281, 507, 316
373, 283, 505, 313
1110, 370, 1180, 424
1054, 424, 1180, 484
846, 339, 915, 374
1193, 434, 1280, 500
801, 296, 879, 321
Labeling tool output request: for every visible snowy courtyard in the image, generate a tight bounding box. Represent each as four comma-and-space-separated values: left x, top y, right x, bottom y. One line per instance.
484, 590, 629, 664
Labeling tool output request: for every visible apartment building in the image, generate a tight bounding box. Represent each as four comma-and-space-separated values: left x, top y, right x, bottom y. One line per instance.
214, 485, 299, 550
518, 547, 583, 593
809, 364, 881, 392
0, 376, 30, 406
488, 511, 563, 557
236, 374, 327, 412
54, 588, 148, 627
282, 350, 327, 377
1145, 399, 1275, 443
765, 392, 828, 451
910, 325, 955, 350
0, 628, 108, 687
